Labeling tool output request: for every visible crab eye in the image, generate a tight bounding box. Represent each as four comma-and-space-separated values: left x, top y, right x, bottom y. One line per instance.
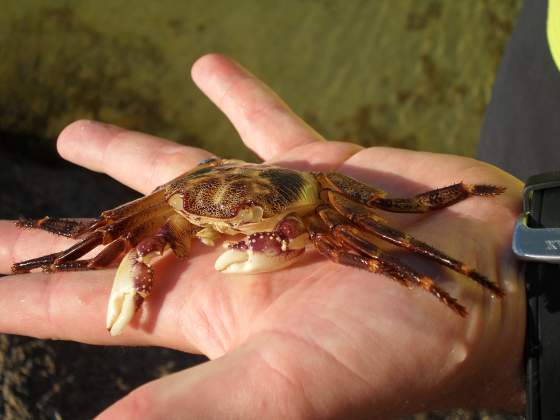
197, 157, 219, 166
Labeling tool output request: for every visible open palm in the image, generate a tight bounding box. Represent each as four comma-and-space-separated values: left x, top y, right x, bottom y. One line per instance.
0, 54, 525, 418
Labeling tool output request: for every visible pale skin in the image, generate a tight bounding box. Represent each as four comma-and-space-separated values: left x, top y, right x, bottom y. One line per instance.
0, 54, 526, 418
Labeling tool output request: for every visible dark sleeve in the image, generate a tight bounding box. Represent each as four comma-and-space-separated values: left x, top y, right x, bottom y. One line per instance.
476, 0, 560, 182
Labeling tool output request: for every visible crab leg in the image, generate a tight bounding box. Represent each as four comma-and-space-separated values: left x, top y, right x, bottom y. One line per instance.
106, 215, 192, 336
12, 203, 175, 273
214, 214, 308, 273
11, 231, 105, 273
14, 189, 169, 241
100, 202, 174, 244
369, 183, 505, 213
308, 215, 467, 316
15, 217, 102, 238
26, 189, 170, 240
52, 238, 128, 271
315, 172, 504, 213
325, 191, 504, 296
101, 188, 167, 221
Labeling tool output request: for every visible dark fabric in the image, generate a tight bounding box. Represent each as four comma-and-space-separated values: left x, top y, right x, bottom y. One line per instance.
477, 0, 560, 182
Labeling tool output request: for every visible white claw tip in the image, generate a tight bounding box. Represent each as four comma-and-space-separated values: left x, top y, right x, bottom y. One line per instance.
214, 247, 304, 274
106, 292, 137, 336
106, 249, 144, 336
214, 249, 249, 273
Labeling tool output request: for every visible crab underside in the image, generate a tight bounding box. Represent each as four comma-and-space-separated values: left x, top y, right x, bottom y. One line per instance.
12, 158, 505, 335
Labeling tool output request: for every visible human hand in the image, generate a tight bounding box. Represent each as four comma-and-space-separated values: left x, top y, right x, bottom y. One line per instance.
0, 54, 525, 419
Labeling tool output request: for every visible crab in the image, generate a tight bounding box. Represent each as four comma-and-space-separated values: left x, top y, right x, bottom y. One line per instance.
12, 158, 505, 336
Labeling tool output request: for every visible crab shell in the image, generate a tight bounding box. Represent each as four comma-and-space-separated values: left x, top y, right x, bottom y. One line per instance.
166, 159, 320, 238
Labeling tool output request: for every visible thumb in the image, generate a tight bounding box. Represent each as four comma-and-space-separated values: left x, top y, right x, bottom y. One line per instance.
96, 338, 314, 419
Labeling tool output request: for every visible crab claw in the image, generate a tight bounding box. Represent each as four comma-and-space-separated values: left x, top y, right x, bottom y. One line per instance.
215, 214, 307, 274
106, 248, 154, 336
